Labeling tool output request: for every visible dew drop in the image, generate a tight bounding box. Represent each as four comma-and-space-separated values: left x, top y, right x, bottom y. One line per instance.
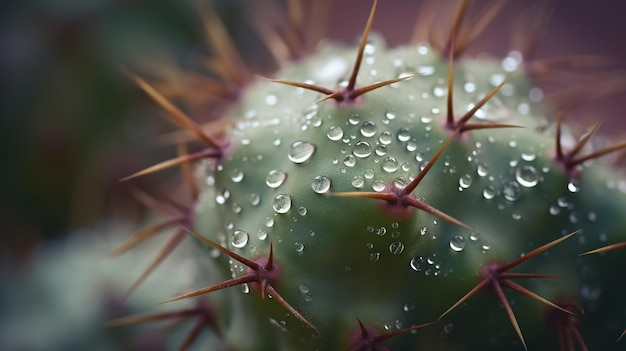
375, 145, 387, 156
364, 169, 375, 179
449, 235, 466, 252
327, 125, 344, 141
378, 131, 393, 145
360, 121, 377, 137
288, 141, 316, 163
477, 163, 489, 177
372, 180, 386, 192
257, 229, 267, 240
349, 114, 360, 125
298, 206, 308, 216
397, 128, 411, 142
515, 165, 538, 187
369, 252, 380, 262
249, 193, 261, 206
376, 227, 387, 236
386, 242, 403, 254
567, 179, 581, 193
482, 186, 496, 199
265, 217, 274, 227
410, 256, 424, 271
512, 210, 522, 220
353, 141, 372, 158
351, 175, 365, 188
265, 94, 277, 106
266, 170, 287, 188
549, 205, 560, 215
459, 174, 472, 189
502, 181, 522, 201
343, 154, 357, 167
272, 194, 292, 214
294, 242, 304, 253
382, 157, 399, 172
232, 230, 249, 248
311, 176, 331, 194
231, 169, 244, 183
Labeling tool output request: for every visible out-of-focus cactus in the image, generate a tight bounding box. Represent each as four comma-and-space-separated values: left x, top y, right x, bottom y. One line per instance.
110, 1, 626, 350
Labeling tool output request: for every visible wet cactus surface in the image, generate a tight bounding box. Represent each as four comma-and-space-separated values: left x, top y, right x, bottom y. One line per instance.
112, 1, 626, 350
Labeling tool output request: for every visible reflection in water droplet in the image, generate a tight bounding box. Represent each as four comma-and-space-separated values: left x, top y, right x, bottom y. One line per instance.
288, 141, 316, 163
353, 141, 372, 158
272, 194, 292, 213
389, 242, 404, 254
515, 165, 538, 187
382, 157, 399, 173
360, 121, 377, 137
327, 126, 344, 141
311, 176, 331, 194
232, 230, 249, 248
266, 170, 287, 188
567, 179, 580, 193
502, 181, 522, 201
449, 235, 466, 252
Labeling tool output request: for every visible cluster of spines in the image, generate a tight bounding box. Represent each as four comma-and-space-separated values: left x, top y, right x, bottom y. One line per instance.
110, 0, 626, 349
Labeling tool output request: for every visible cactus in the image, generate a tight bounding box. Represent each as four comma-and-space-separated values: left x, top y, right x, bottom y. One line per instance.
111, 1, 626, 350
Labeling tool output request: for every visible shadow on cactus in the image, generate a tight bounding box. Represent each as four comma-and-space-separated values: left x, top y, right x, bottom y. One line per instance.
111, 0, 626, 349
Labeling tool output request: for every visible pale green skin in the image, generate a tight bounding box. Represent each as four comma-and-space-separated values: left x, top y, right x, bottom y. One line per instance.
190, 37, 626, 350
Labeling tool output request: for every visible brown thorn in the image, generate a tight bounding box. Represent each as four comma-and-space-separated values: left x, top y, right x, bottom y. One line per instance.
518, 0, 556, 61
357, 317, 369, 338
375, 321, 437, 343
350, 75, 416, 100
446, 34, 456, 127
185, 228, 260, 270
502, 280, 575, 316
439, 279, 490, 320
266, 285, 318, 333
125, 228, 187, 300
178, 144, 199, 201
248, 12, 291, 65
456, 73, 514, 128
347, 0, 378, 91
126, 71, 223, 149
500, 273, 558, 280
455, 0, 508, 57
529, 55, 614, 75
579, 242, 626, 256
315, 92, 342, 104
179, 319, 205, 351
498, 230, 579, 273
618, 328, 626, 342
566, 122, 602, 160
131, 187, 188, 216
159, 275, 256, 305
410, 0, 435, 44
109, 218, 184, 258
568, 140, 626, 167
304, 0, 332, 52
443, 0, 469, 59
461, 123, 524, 132
555, 111, 565, 160
120, 148, 221, 182
405, 129, 461, 195
287, 0, 303, 31
107, 308, 197, 328
261, 76, 335, 95
404, 197, 472, 230
492, 280, 528, 351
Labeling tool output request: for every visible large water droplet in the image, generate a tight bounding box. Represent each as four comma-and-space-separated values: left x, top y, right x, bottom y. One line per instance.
232, 230, 249, 248
502, 181, 522, 201
410, 256, 424, 271
397, 128, 411, 142
378, 131, 393, 145
389, 242, 404, 255
360, 121, 377, 137
327, 126, 344, 141
515, 165, 538, 187
449, 235, 466, 252
382, 157, 399, 172
353, 141, 372, 158
257, 229, 267, 240
288, 141, 316, 163
352, 175, 364, 188
311, 176, 331, 194
459, 174, 472, 189
477, 163, 489, 177
272, 194, 292, 214
266, 170, 287, 188
344, 154, 357, 167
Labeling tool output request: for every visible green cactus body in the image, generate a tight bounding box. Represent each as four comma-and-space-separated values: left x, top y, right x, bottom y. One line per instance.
115, 1, 626, 350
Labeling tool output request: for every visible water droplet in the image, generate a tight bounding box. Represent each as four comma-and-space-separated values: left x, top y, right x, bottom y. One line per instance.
298, 206, 308, 216
567, 179, 581, 193
353, 141, 372, 158
232, 230, 249, 248
311, 176, 331, 194
376, 227, 387, 236
512, 210, 522, 220
477, 163, 489, 177
382, 157, 399, 173
459, 174, 472, 189
265, 94, 277, 106
369, 252, 380, 262
364, 169, 375, 179
266, 170, 287, 188
449, 235, 466, 252
373, 180, 386, 192
389, 242, 404, 254
481, 242, 491, 252
216, 190, 230, 204
378, 131, 393, 145
288, 141, 316, 163
327, 126, 344, 141
417, 65, 434, 75
515, 165, 538, 187
349, 114, 360, 125
272, 194, 292, 214
257, 229, 267, 240
360, 121, 377, 137
549, 205, 560, 215
231, 169, 244, 183
375, 144, 387, 156
294, 242, 304, 253
502, 181, 522, 201
406, 141, 418, 152
482, 186, 496, 199
397, 128, 411, 142
249, 193, 261, 206
351, 175, 364, 188
410, 256, 424, 271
